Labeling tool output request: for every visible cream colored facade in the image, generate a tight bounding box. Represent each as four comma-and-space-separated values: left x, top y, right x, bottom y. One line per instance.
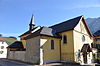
73, 20, 93, 64
0, 41, 8, 58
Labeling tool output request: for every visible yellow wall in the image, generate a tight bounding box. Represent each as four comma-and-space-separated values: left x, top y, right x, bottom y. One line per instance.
20, 33, 31, 48
95, 40, 100, 44
40, 36, 60, 63
25, 35, 60, 63
94, 36, 100, 44
73, 20, 93, 63
21, 40, 26, 48
7, 48, 18, 50
60, 30, 74, 61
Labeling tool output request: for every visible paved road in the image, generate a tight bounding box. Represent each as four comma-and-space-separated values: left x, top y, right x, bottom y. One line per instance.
0, 59, 33, 66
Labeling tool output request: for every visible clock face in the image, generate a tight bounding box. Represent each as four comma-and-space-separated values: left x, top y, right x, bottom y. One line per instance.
82, 35, 85, 42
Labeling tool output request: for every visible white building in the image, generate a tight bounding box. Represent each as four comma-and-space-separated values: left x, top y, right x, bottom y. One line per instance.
0, 37, 8, 58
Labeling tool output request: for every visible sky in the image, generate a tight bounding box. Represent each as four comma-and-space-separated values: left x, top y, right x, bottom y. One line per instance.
0, 0, 100, 39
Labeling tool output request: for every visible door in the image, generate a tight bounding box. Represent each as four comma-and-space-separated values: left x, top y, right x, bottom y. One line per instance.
83, 52, 87, 63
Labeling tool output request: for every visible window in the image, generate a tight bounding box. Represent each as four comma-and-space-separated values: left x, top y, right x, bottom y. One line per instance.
96, 38, 100, 41
2, 42, 4, 44
78, 49, 81, 59
63, 35, 67, 44
1, 46, 4, 49
51, 40, 54, 50
89, 52, 90, 57
82, 35, 85, 42
0, 51, 3, 54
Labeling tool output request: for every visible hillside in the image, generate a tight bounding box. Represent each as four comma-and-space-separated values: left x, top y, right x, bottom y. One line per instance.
86, 17, 100, 33
3, 37, 17, 45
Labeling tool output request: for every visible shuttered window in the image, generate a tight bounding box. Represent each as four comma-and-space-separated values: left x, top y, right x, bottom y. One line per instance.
63, 35, 67, 44
51, 40, 54, 50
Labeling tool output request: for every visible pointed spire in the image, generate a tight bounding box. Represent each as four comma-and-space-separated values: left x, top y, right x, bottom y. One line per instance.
29, 14, 35, 31
30, 14, 35, 25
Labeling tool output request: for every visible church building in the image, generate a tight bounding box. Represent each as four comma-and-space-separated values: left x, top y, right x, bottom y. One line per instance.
8, 15, 94, 65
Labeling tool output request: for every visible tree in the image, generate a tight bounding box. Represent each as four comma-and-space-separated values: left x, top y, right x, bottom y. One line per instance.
0, 34, 2, 37
9, 36, 17, 40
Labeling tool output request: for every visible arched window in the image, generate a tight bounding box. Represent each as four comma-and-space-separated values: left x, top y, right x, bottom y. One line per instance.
63, 35, 67, 44
51, 40, 54, 50
82, 35, 85, 42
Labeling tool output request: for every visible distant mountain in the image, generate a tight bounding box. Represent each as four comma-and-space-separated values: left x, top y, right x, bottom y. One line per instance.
86, 17, 100, 33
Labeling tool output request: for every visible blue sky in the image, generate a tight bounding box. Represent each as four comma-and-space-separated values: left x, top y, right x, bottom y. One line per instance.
0, 0, 100, 39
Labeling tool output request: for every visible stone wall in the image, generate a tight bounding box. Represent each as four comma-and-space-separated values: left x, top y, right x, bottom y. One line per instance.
25, 36, 40, 64
7, 51, 25, 61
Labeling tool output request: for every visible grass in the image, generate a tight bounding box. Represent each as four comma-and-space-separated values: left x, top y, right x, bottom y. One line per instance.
3, 37, 17, 45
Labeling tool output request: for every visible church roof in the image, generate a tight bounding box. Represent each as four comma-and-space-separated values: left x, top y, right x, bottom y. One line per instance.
94, 30, 100, 36
24, 27, 60, 39
24, 15, 92, 39
19, 27, 37, 37
49, 16, 82, 33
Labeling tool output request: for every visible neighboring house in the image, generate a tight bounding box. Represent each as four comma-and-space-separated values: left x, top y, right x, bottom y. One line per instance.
93, 30, 100, 61
7, 15, 93, 64
0, 37, 8, 58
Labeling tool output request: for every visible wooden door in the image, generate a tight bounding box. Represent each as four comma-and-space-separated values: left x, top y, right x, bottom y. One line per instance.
83, 52, 87, 63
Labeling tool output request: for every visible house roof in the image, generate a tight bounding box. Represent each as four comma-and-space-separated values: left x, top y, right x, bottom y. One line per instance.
94, 30, 100, 36
49, 16, 82, 33
24, 27, 60, 40
7, 41, 24, 48
81, 44, 92, 52
0, 37, 4, 42
96, 44, 100, 49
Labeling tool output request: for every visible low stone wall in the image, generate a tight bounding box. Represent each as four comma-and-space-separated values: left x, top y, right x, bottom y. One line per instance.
7, 51, 26, 61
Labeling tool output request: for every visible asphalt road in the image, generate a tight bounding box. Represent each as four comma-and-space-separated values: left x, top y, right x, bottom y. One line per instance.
0, 58, 33, 66
1, 58, 99, 66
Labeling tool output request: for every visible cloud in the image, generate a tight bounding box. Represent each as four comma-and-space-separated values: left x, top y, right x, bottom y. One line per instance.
55, 4, 100, 10
76, 4, 100, 8
0, 33, 21, 37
